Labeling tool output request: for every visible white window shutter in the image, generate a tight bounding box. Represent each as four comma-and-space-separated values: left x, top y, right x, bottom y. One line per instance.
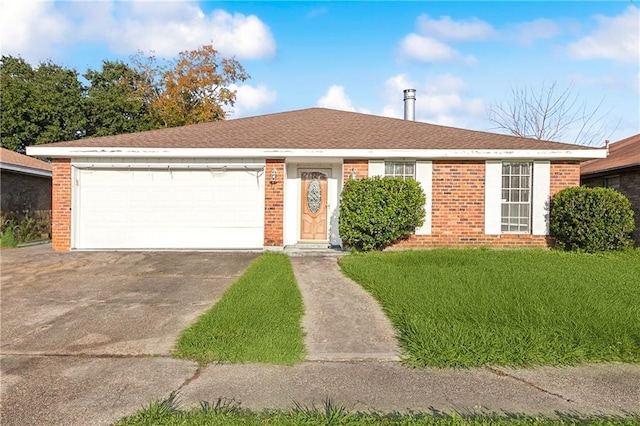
532, 161, 551, 235
368, 160, 384, 177
485, 160, 502, 235
415, 161, 432, 235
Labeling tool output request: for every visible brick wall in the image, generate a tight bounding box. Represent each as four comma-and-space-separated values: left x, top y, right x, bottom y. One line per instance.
550, 162, 580, 196
51, 159, 72, 251
393, 161, 581, 248
264, 159, 285, 246
621, 171, 640, 245
343, 159, 368, 182
0, 171, 52, 213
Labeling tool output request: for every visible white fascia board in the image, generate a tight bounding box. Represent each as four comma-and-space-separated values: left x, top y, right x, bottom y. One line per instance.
0, 162, 52, 177
72, 162, 265, 170
26, 146, 608, 161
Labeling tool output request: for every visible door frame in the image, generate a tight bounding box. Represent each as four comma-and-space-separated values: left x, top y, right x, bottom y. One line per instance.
298, 168, 332, 242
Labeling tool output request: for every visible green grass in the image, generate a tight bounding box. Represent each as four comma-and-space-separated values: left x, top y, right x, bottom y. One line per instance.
173, 253, 305, 365
339, 249, 640, 368
117, 395, 639, 426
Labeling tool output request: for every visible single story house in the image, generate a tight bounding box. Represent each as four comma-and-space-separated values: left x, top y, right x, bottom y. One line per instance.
581, 133, 640, 244
27, 98, 606, 252
1, 147, 52, 216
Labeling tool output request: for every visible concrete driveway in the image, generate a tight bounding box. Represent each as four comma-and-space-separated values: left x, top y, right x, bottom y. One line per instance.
1, 245, 256, 425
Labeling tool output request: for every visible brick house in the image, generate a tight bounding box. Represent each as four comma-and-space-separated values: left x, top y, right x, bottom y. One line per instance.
581, 134, 640, 244
27, 107, 605, 252
1, 147, 52, 216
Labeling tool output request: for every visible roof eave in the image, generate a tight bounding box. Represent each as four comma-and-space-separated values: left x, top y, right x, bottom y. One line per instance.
26, 146, 607, 161
0, 162, 52, 177
581, 163, 640, 177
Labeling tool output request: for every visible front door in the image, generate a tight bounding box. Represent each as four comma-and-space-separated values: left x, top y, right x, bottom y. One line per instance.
300, 170, 328, 241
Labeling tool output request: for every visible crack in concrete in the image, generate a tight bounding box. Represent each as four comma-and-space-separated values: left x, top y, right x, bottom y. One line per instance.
175, 365, 204, 393
485, 366, 576, 404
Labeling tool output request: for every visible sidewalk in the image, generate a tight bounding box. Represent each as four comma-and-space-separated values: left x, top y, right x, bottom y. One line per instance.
180, 361, 640, 416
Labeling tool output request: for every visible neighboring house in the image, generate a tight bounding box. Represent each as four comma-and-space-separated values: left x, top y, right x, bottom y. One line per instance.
581, 134, 640, 244
1, 147, 52, 216
27, 101, 606, 252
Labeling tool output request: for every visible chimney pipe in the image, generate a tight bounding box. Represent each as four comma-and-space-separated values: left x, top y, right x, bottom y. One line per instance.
403, 88, 416, 121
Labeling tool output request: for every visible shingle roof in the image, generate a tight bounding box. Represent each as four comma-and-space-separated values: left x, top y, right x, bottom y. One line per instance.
0, 148, 52, 173
34, 108, 594, 151
581, 134, 640, 176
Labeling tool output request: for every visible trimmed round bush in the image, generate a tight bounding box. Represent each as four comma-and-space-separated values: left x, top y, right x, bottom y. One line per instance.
339, 176, 426, 251
550, 186, 635, 252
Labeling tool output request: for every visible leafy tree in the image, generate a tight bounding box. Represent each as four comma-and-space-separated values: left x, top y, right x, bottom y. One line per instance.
488, 82, 617, 146
1, 56, 39, 152
130, 45, 250, 127
84, 61, 156, 137
1, 55, 85, 152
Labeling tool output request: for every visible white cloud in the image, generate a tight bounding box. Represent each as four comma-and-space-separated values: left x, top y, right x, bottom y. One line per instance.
416, 14, 496, 41
0, 0, 71, 63
317, 85, 356, 111
568, 6, 639, 63
509, 19, 562, 45
399, 34, 475, 63
382, 73, 485, 128
2, 1, 276, 62
228, 83, 277, 118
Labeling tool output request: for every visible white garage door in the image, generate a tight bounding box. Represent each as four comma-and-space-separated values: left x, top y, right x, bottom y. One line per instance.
75, 167, 265, 249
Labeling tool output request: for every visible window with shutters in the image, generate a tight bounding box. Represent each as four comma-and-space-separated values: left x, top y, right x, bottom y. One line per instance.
501, 162, 532, 233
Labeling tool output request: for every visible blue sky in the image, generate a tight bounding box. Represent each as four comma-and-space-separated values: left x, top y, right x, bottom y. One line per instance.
2, 1, 638, 145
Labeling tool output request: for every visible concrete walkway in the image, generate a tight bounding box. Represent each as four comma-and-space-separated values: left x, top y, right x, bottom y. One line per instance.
290, 256, 400, 361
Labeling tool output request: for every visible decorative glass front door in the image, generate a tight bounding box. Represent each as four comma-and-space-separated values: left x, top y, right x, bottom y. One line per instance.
300, 171, 328, 240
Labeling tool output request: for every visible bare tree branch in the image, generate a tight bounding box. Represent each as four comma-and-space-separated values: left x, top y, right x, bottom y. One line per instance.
487, 81, 618, 146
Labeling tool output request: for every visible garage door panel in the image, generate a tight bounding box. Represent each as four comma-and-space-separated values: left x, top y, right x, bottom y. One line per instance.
76, 168, 264, 249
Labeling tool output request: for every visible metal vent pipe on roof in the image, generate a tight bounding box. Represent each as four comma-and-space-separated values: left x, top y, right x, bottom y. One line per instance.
403, 88, 416, 121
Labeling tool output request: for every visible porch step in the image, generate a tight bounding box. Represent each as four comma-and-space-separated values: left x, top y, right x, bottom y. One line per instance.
283, 244, 348, 257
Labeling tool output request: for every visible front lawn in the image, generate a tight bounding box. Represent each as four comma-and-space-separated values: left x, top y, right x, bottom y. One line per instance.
339, 249, 640, 368
174, 253, 305, 365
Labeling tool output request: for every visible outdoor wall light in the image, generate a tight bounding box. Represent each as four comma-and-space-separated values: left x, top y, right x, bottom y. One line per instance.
270, 167, 278, 184
349, 168, 357, 180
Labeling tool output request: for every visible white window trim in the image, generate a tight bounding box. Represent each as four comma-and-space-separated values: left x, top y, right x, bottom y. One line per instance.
368, 159, 384, 177
485, 160, 502, 235
532, 161, 551, 235
415, 161, 432, 235
487, 160, 551, 236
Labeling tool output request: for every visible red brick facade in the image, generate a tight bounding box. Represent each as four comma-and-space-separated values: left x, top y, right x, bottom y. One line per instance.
343, 160, 369, 182
393, 161, 581, 248
49, 158, 581, 251
263, 159, 285, 247
51, 159, 72, 252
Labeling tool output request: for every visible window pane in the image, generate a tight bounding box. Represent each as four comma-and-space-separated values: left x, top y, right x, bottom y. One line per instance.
511, 189, 519, 202
406, 163, 415, 175
385, 163, 393, 175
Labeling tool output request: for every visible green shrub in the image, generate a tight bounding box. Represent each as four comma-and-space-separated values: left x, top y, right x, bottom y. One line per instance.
0, 211, 51, 246
0, 222, 18, 248
550, 186, 635, 252
338, 177, 425, 251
